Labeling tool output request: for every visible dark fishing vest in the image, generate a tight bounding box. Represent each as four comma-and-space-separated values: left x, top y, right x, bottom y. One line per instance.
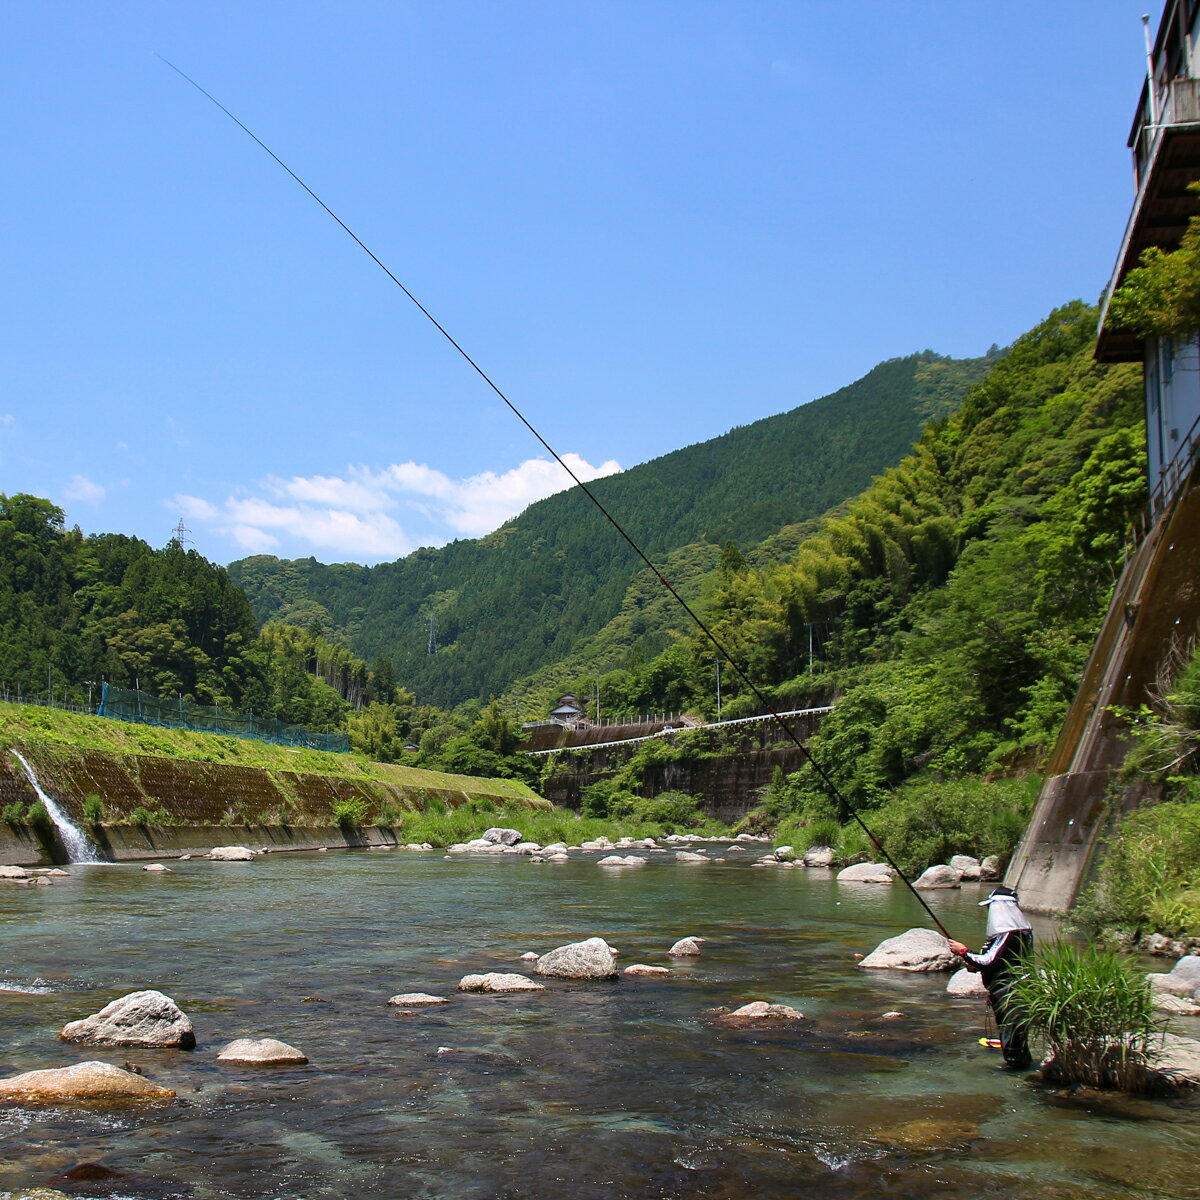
965, 927, 1033, 991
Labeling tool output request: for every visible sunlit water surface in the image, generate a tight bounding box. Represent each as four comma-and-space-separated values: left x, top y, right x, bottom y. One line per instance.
1, 850, 1197, 1199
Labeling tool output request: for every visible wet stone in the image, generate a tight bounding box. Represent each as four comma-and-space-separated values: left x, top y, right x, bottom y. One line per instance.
60, 990, 196, 1049
459, 973, 545, 992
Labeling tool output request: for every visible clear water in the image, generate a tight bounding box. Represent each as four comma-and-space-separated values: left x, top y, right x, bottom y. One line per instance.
0, 850, 1197, 1199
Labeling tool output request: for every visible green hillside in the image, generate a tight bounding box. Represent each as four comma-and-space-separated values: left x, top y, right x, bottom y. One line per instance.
230, 351, 990, 708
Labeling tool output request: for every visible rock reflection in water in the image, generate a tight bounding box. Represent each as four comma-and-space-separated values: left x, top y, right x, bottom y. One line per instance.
0, 851, 1197, 1199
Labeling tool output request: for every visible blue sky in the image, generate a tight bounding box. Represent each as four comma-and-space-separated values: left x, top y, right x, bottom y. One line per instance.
0, 2, 1155, 565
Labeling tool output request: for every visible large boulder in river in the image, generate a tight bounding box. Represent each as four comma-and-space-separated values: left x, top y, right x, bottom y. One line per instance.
949, 855, 982, 880
1172, 955, 1200, 986
60, 990, 195, 1049
803, 845, 835, 867
668, 937, 706, 956
945, 968, 989, 997
722, 1001, 804, 1022
859, 928, 956, 972
481, 827, 523, 846
459, 973, 545, 992
596, 855, 646, 867
837, 862, 896, 883
0, 1061, 174, 1104
1147, 971, 1195, 998
207, 846, 257, 861
913, 864, 963, 889
979, 855, 1002, 881
535, 937, 618, 979
216, 1038, 308, 1065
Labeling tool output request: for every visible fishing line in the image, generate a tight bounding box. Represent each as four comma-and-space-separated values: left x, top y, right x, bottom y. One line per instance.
158, 57, 953, 939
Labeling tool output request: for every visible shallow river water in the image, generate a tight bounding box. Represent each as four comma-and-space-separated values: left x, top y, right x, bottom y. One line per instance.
1, 848, 1198, 1199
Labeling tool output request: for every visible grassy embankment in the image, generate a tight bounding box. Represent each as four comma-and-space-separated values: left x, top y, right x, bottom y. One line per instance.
0, 704, 733, 847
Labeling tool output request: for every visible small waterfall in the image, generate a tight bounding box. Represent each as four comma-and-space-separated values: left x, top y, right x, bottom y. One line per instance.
10, 750, 103, 863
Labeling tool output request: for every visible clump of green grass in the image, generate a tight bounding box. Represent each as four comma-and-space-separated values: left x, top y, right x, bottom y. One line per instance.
332, 797, 370, 828
1010, 941, 1165, 1092
126, 805, 170, 827
82, 794, 103, 823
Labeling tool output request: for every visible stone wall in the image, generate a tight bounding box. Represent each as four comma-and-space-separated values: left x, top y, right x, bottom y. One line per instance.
538, 713, 825, 822
0, 744, 534, 866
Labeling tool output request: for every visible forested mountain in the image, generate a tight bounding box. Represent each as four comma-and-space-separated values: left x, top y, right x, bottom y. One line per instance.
549, 303, 1145, 827
0, 495, 398, 731
229, 351, 990, 708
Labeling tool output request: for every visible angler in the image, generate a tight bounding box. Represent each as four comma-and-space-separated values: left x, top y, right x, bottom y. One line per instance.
949, 885, 1035, 1070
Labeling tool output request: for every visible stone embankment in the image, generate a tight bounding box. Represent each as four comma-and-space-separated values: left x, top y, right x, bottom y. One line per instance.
0, 742, 541, 866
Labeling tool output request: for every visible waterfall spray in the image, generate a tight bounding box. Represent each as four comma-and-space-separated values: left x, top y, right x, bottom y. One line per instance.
10, 750, 103, 864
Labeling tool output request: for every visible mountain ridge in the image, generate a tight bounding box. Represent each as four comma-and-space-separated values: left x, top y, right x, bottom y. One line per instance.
228, 350, 992, 707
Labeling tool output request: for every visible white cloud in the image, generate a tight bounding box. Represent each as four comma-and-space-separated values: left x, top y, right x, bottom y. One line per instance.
172, 452, 622, 561
0, 414, 13, 425
63, 474, 105, 505
173, 494, 219, 520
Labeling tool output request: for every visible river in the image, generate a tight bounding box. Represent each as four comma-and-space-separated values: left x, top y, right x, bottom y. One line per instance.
1, 849, 1197, 1198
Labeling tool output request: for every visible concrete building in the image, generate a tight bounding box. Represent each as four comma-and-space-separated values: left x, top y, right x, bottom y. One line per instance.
1097, 0, 1200, 513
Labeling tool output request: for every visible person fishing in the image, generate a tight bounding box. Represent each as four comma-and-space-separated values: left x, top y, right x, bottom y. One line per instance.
948, 885, 1034, 1070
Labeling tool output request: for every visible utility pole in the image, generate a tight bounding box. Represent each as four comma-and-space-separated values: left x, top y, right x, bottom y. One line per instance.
427, 614, 437, 655
713, 655, 722, 720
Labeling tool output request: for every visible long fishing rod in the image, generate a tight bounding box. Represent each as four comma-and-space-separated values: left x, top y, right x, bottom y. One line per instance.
159, 58, 953, 940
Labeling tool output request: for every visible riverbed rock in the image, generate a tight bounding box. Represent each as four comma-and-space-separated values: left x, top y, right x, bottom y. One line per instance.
946, 968, 989, 997
0, 1061, 175, 1104
1147, 971, 1195, 997
546, 852, 571, 862
207, 846, 257, 861
674, 851, 710, 863
580, 838, 615, 851
913, 864, 963, 889
0, 865, 30, 879
979, 855, 1002, 881
623, 964, 670, 976
859, 928, 955, 972
725, 1001, 804, 1021
387, 993, 448, 1006
596, 855, 647, 867
1151, 1033, 1200, 1086
1171, 955, 1200, 986
216, 1038, 308, 1065
481, 827, 523, 846
458, 973, 545, 992
949, 855, 982, 880
142, 864, 171, 873
1153, 992, 1200, 1016
542, 843, 568, 854
837, 862, 896, 883
535, 937, 618, 979
60, 990, 196, 1049
803, 845, 835, 868
668, 937, 705, 956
